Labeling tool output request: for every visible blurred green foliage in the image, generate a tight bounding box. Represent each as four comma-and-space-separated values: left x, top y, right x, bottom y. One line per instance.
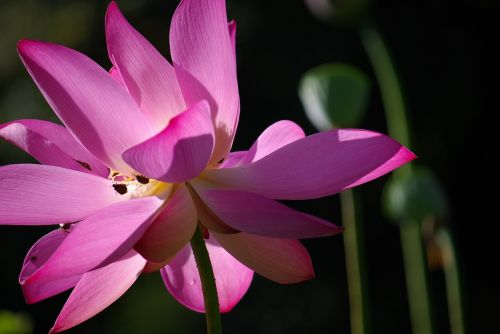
0, 311, 32, 334
0, 0, 94, 81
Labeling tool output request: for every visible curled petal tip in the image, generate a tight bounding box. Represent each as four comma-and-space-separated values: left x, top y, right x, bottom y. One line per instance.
304, 257, 315, 282
105, 1, 120, 18
289, 261, 315, 284
307, 268, 316, 281
17, 39, 35, 53
49, 325, 62, 334
17, 39, 49, 52
403, 147, 418, 161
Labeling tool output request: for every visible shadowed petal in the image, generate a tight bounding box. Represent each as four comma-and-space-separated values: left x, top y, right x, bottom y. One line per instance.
143, 258, 173, 274
18, 40, 154, 172
20, 227, 81, 304
161, 236, 253, 313
236, 120, 305, 166
0, 119, 108, 177
205, 129, 416, 200
135, 184, 197, 262
192, 182, 342, 238
50, 251, 146, 333
170, 0, 239, 165
106, 2, 185, 128
122, 100, 214, 183
213, 232, 314, 284
187, 183, 238, 234
22, 197, 161, 289
0, 164, 125, 226
217, 151, 246, 169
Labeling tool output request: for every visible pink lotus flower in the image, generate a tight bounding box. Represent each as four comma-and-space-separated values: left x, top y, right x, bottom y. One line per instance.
0, 0, 415, 332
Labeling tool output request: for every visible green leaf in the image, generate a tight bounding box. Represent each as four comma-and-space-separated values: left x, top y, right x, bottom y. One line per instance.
383, 166, 449, 224
0, 311, 32, 334
299, 63, 370, 131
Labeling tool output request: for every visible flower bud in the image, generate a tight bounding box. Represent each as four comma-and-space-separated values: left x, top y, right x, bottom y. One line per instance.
304, 0, 370, 26
299, 63, 370, 130
383, 166, 449, 224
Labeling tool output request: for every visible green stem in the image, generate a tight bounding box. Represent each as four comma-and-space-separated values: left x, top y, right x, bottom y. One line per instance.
360, 23, 413, 179
340, 189, 370, 334
400, 222, 434, 334
190, 225, 222, 334
360, 23, 434, 333
436, 228, 466, 334
360, 24, 411, 150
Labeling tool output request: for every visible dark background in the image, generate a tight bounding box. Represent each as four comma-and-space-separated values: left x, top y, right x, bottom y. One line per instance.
1, 0, 498, 333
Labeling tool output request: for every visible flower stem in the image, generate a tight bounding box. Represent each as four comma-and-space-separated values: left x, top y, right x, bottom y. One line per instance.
436, 228, 466, 334
400, 221, 435, 334
360, 23, 412, 152
340, 189, 370, 334
360, 23, 434, 334
190, 225, 222, 334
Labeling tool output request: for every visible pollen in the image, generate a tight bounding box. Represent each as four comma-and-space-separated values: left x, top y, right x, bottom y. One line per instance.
113, 183, 128, 195
108, 170, 172, 200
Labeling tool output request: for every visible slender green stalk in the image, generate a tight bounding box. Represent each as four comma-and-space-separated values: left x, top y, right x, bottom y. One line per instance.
360, 23, 434, 334
340, 189, 370, 334
400, 222, 434, 334
190, 225, 222, 334
360, 24, 411, 151
436, 228, 466, 334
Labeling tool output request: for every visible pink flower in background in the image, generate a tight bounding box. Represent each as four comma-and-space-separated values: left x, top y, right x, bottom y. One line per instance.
0, 0, 415, 332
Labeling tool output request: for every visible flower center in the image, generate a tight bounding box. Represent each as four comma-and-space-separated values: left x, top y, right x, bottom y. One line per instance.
109, 170, 172, 200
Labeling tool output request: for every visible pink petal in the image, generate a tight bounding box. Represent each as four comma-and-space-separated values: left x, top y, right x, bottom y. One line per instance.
109, 66, 126, 87
122, 100, 214, 183
106, 2, 185, 128
135, 184, 197, 262
188, 183, 238, 234
22, 197, 161, 289
205, 129, 417, 200
18, 40, 154, 173
143, 258, 172, 274
20, 227, 81, 304
0, 164, 125, 226
213, 232, 314, 284
161, 235, 253, 313
236, 120, 305, 166
213, 121, 303, 169
228, 20, 236, 57
192, 182, 342, 238
50, 250, 146, 333
0, 119, 108, 177
170, 0, 239, 165
217, 151, 246, 168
